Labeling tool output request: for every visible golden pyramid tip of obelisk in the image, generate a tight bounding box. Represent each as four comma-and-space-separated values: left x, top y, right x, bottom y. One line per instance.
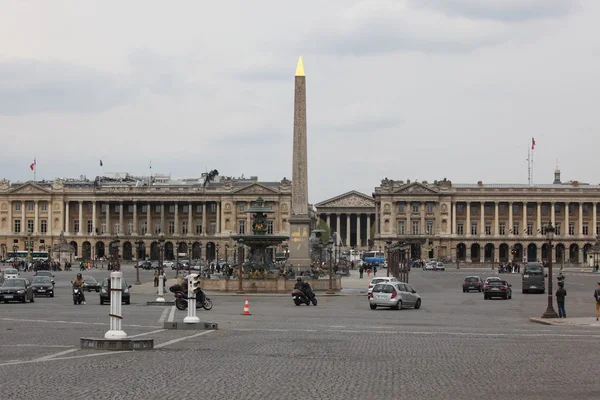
295, 56, 305, 77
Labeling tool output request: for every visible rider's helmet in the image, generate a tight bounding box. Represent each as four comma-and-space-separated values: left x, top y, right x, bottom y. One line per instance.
77, 273, 82, 279
296, 277, 302, 282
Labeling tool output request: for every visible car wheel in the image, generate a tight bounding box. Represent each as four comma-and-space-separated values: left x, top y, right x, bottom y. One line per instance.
30, 295, 34, 303
394, 300, 402, 310
369, 304, 377, 310
125, 299, 130, 305
414, 299, 421, 309
484, 295, 488, 300
50, 294, 54, 298
541, 290, 545, 294
22, 297, 26, 303
508, 294, 512, 299
463, 289, 466, 293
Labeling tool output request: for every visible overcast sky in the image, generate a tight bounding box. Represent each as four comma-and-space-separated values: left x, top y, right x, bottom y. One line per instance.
1, 0, 598, 203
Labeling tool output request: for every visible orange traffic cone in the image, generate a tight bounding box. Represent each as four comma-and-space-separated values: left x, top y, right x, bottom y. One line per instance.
242, 297, 251, 315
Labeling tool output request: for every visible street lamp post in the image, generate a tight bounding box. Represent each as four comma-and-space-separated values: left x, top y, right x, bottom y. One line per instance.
225, 243, 230, 264
158, 233, 165, 275
542, 223, 559, 319
216, 243, 220, 266
187, 240, 192, 277
135, 240, 143, 285
386, 240, 392, 277
236, 238, 245, 294
110, 234, 121, 272
327, 238, 334, 294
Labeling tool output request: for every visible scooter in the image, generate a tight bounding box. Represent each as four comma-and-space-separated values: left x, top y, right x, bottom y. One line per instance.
72, 286, 84, 305
171, 287, 213, 311
292, 288, 318, 306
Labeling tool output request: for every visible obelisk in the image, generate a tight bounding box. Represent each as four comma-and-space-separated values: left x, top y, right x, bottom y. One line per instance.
288, 56, 312, 269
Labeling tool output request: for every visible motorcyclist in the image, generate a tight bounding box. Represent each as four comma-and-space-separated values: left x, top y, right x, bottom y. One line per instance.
295, 277, 313, 300
71, 273, 86, 304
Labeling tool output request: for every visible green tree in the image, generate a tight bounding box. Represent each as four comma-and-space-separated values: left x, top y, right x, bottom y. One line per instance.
316, 220, 331, 245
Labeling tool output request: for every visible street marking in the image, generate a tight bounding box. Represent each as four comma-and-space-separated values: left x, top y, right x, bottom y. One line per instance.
0, 317, 160, 329
0, 344, 74, 348
158, 307, 170, 323
33, 348, 79, 361
154, 330, 214, 349
128, 329, 165, 339
0, 351, 132, 367
167, 306, 176, 322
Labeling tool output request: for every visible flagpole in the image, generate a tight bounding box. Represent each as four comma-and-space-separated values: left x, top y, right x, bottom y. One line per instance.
531, 138, 534, 185
33, 156, 36, 182
527, 147, 531, 186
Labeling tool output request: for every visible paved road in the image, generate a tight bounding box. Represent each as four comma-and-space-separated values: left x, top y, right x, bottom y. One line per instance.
1, 266, 599, 399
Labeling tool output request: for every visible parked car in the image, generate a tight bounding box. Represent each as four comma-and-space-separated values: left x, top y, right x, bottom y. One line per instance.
484, 280, 512, 300
0, 278, 35, 303
100, 278, 132, 305
367, 277, 398, 295
32, 276, 55, 297
463, 276, 483, 292
369, 282, 421, 310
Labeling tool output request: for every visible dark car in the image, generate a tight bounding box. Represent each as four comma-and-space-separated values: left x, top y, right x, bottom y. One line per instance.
484, 280, 512, 300
138, 260, 152, 270
83, 275, 101, 292
34, 271, 55, 280
522, 263, 546, 294
99, 278, 131, 305
0, 278, 35, 303
32, 276, 55, 297
463, 276, 483, 292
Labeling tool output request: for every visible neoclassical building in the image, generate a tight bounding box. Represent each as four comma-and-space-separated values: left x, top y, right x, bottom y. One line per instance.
371, 170, 600, 264
0, 175, 294, 262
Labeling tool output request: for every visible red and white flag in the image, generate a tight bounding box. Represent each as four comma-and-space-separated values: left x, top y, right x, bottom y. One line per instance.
29, 159, 36, 171
531, 137, 536, 150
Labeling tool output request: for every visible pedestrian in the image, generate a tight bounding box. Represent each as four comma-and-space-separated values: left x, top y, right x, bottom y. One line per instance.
556, 282, 566, 318
594, 282, 600, 321
153, 269, 159, 287
373, 265, 377, 277
359, 266, 363, 279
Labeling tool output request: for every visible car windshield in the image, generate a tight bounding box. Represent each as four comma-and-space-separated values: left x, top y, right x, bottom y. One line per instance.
2, 279, 25, 288
524, 266, 543, 275
465, 277, 479, 282
83, 276, 97, 283
5, 269, 18, 274
371, 279, 387, 284
488, 281, 507, 286
102, 279, 129, 288
373, 284, 393, 293
37, 271, 52, 275
33, 277, 51, 283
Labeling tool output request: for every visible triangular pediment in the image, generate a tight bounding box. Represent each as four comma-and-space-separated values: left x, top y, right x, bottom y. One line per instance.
316, 191, 374, 208
7, 182, 51, 195
393, 182, 438, 195
232, 183, 279, 195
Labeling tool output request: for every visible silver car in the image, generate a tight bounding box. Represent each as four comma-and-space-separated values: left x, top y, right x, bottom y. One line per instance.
369, 282, 422, 310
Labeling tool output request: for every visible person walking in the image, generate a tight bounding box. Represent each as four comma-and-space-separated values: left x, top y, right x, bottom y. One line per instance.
556, 282, 566, 318
594, 282, 600, 321
359, 265, 364, 279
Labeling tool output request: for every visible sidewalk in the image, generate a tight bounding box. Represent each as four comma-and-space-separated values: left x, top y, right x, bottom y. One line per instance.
529, 317, 600, 327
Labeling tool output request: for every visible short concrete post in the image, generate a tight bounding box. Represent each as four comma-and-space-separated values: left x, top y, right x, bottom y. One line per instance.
183, 273, 199, 324
105, 271, 127, 339
156, 273, 165, 303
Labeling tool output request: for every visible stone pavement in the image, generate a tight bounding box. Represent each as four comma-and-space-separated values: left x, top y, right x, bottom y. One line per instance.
530, 317, 600, 326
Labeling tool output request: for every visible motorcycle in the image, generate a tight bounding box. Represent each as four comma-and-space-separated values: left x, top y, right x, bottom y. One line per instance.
72, 286, 84, 305
292, 288, 317, 306
170, 285, 212, 311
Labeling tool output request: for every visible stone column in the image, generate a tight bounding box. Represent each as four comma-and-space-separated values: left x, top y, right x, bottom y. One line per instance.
391, 201, 397, 234
78, 201, 83, 235
578, 202, 583, 236
480, 202, 485, 236
92, 201, 97, 235
466, 202, 471, 237
522, 202, 527, 236
64, 201, 70, 234
174, 202, 179, 235
216, 201, 221, 234
48, 203, 52, 235
246, 202, 251, 234
160, 202, 165, 234
356, 214, 361, 247
494, 202, 499, 236
34, 200, 39, 234
336, 214, 341, 236
375, 204, 379, 234
132, 201, 137, 235
326, 214, 331, 230
8, 200, 12, 234
146, 202, 151, 236
366, 215, 371, 242
346, 214, 350, 247
19, 202, 26, 234
565, 202, 569, 236
105, 202, 110, 235
536, 202, 541, 236
60, 201, 65, 234
420, 202, 425, 235
188, 202, 193, 236
593, 202, 597, 237
406, 203, 411, 235
551, 202, 555, 226
119, 201, 124, 234
202, 202, 207, 236
452, 202, 457, 234
508, 202, 513, 236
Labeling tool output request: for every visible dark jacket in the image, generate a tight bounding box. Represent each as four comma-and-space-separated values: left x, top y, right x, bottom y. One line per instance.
594, 288, 600, 302
555, 287, 566, 303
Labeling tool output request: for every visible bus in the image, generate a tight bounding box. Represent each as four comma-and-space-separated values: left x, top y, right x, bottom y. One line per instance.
362, 251, 385, 265
7, 251, 49, 262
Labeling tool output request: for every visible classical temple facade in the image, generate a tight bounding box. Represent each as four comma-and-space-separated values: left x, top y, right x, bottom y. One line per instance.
371, 171, 600, 264
0, 175, 293, 261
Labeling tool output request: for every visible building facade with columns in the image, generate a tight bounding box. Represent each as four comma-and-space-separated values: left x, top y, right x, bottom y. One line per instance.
315, 191, 376, 249
372, 173, 600, 264
0, 175, 293, 262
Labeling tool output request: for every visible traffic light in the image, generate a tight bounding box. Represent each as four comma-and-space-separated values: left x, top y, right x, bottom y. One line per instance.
189, 273, 201, 293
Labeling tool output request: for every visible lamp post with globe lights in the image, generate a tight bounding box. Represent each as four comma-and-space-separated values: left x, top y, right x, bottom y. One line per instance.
542, 222, 559, 319
326, 238, 335, 295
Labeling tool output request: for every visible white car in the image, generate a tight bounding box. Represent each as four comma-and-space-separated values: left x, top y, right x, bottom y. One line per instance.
368, 277, 398, 295
163, 261, 174, 268
3, 268, 19, 279
424, 263, 436, 271
435, 262, 445, 271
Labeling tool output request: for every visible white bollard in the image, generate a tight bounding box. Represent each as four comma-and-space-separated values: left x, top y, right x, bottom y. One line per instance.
155, 273, 165, 303
183, 273, 199, 324
105, 271, 127, 339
